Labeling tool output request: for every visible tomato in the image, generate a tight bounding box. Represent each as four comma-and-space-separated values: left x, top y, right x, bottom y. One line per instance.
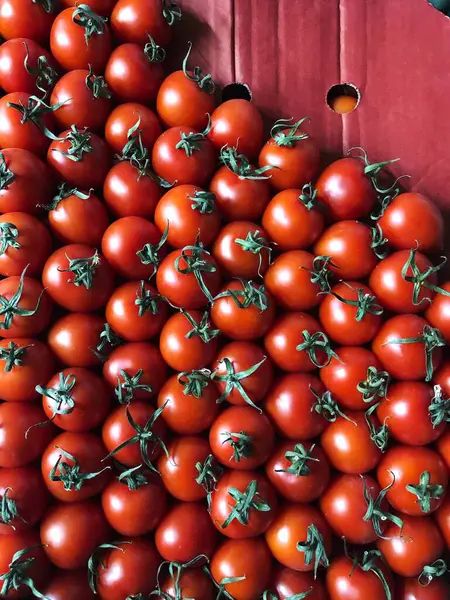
378, 515, 444, 577
152, 126, 217, 187
0, 338, 54, 402
60, 0, 116, 15
105, 103, 162, 155
426, 281, 450, 343
270, 566, 328, 600
372, 314, 443, 382
110, 0, 180, 46
0, 0, 55, 44
0, 465, 49, 534
377, 445, 448, 516
0, 211, 51, 277
92, 538, 160, 600
158, 436, 211, 502
158, 566, 214, 600
378, 192, 444, 252
43, 244, 114, 312
435, 494, 450, 548
262, 187, 325, 251
265, 440, 330, 503
326, 553, 394, 600
258, 119, 320, 190
266, 503, 332, 573
210, 538, 272, 600
0, 37, 55, 95
41, 431, 111, 502
210, 470, 277, 538
211, 341, 273, 409
321, 410, 382, 474
435, 428, 450, 470
156, 185, 221, 249
265, 250, 322, 311
314, 220, 379, 280
47, 313, 106, 367
0, 270, 52, 337
263, 373, 328, 439
47, 127, 111, 190
396, 577, 450, 600
102, 401, 167, 468
40, 499, 111, 569
209, 405, 274, 470
50, 7, 112, 72
319, 281, 383, 345
157, 373, 220, 435
434, 360, 450, 396
320, 346, 386, 410
377, 381, 445, 445
155, 501, 217, 562
207, 99, 263, 159
44, 569, 97, 600
156, 245, 221, 309
44, 186, 109, 247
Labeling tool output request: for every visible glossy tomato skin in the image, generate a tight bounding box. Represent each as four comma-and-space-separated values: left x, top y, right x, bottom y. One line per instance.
321, 410, 382, 474
159, 567, 215, 600
111, 0, 176, 46
102, 471, 167, 537
265, 440, 330, 503
263, 373, 327, 439
157, 373, 220, 435
105, 43, 164, 104
0, 465, 49, 534
210, 538, 272, 600
105, 103, 161, 154
435, 428, 450, 471
320, 346, 385, 410
44, 569, 97, 600
0, 212, 51, 277
155, 501, 217, 563
210, 470, 277, 538
266, 503, 332, 572
426, 281, 450, 343
60, 0, 116, 15
43, 244, 114, 312
0, 337, 54, 402
326, 554, 394, 600
377, 445, 448, 516
396, 577, 450, 600
210, 405, 274, 470
0, 0, 55, 44
314, 220, 378, 279
0, 402, 56, 468
41, 499, 111, 569
378, 192, 444, 252
372, 314, 443, 381
0, 37, 54, 95
434, 360, 450, 395
262, 188, 325, 251
271, 566, 328, 600
435, 494, 450, 548
50, 8, 112, 72
47, 313, 104, 367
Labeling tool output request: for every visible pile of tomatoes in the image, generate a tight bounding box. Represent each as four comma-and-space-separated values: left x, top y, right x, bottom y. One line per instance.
0, 0, 449, 599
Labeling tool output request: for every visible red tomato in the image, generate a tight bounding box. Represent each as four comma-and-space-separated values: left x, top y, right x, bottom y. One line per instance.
265, 440, 330, 502
0, 402, 55, 468
270, 566, 328, 600
0, 337, 54, 402
262, 187, 325, 251
47, 313, 106, 367
435, 494, 450, 548
110, 0, 181, 46
396, 577, 450, 600
41, 499, 111, 569
259, 118, 320, 190
326, 553, 394, 600
0, 465, 49, 534
378, 192, 444, 252
266, 503, 332, 573
0, 37, 55, 95
155, 502, 217, 563
158, 567, 214, 600
105, 103, 161, 155
435, 428, 450, 471
43, 244, 114, 312
263, 373, 328, 439
377, 445, 448, 516
44, 569, 97, 600
41, 431, 111, 502
434, 360, 450, 395
157, 373, 220, 435
0, 211, 51, 276
0, 0, 55, 44
60, 0, 116, 15
210, 470, 277, 539
50, 7, 112, 72
210, 538, 272, 600
321, 410, 382, 474
320, 346, 386, 410
372, 314, 443, 382
426, 281, 450, 343
209, 405, 274, 470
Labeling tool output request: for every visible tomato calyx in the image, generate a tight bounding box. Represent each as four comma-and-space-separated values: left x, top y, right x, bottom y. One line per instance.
92, 323, 123, 362
154, 555, 209, 600
418, 558, 449, 587
370, 224, 389, 259
296, 523, 330, 579
33, 0, 55, 13
49, 446, 111, 491
405, 470, 445, 514
117, 464, 149, 491
88, 542, 130, 593
362, 474, 403, 538
23, 41, 58, 99
297, 182, 318, 210
212, 356, 267, 411
85, 64, 111, 99
0, 266, 44, 331
175, 240, 217, 304
119, 116, 148, 166
428, 384, 450, 427
204, 565, 246, 600
178, 368, 212, 397
402, 247, 450, 306
0, 488, 23, 529
220, 146, 277, 180
275, 443, 320, 477
33, 372, 76, 429
40, 182, 92, 211
58, 249, 100, 288
137, 224, 169, 276
326, 283, 384, 322
7, 95, 63, 140
135, 281, 164, 316
302, 255, 336, 292
296, 330, 339, 368
221, 431, 253, 463
346, 548, 392, 600
188, 189, 216, 214
0, 545, 47, 599
215, 279, 269, 311
53, 125, 93, 162
235, 230, 273, 276
348, 147, 400, 195
143, 35, 166, 64
263, 589, 312, 600
221, 479, 271, 530
72, 4, 108, 45
196, 454, 223, 510
0, 152, 15, 190
162, 0, 183, 26
357, 366, 390, 404
115, 369, 153, 404
309, 387, 356, 424
175, 120, 211, 157
0, 341, 33, 372
182, 41, 216, 94
0, 222, 21, 255
270, 117, 310, 147
182, 309, 220, 343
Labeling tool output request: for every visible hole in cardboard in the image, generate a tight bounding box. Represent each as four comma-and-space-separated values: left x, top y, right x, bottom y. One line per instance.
327, 83, 360, 114
221, 83, 252, 103
427, 0, 450, 17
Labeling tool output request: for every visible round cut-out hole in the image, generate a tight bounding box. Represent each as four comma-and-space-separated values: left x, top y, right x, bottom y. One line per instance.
221, 82, 252, 103
327, 83, 360, 114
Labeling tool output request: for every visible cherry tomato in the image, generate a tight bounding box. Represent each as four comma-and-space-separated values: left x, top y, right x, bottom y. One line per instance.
435, 428, 450, 471
209, 405, 274, 470
40, 499, 111, 569
110, 0, 180, 46
270, 566, 328, 600
155, 501, 217, 563
0, 337, 54, 402
426, 281, 450, 343
0, 211, 51, 276
321, 410, 382, 474
0, 0, 55, 44
44, 569, 97, 600
158, 567, 214, 600
326, 553, 394, 600
435, 494, 450, 548
396, 577, 450, 600
105, 103, 162, 155
43, 244, 114, 312
0, 37, 55, 95
47, 313, 105, 367
378, 192, 444, 252
265, 440, 330, 503
434, 360, 450, 396
60, 0, 116, 15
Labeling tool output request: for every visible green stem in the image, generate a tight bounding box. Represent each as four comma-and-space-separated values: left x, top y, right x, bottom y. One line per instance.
135, 281, 163, 316
153, 556, 209, 600
275, 443, 320, 477
221, 431, 253, 463
365, 402, 390, 452
36, 371, 77, 419
162, 0, 182, 25
0, 152, 15, 189
177, 368, 212, 397
401, 247, 450, 307
0, 266, 44, 331
115, 369, 153, 404
195, 454, 223, 510
117, 464, 149, 491
310, 387, 355, 423
40, 182, 91, 211
49, 447, 110, 491
211, 356, 266, 411
371, 224, 389, 259
188, 190, 216, 214
52, 125, 92, 162
221, 479, 271, 529
7, 95, 64, 140
301, 255, 337, 292
23, 41, 58, 98
182, 41, 215, 94
298, 182, 318, 210
144, 35, 166, 63
296, 330, 339, 368
0, 488, 23, 528
72, 4, 108, 45
406, 471, 444, 513
0, 341, 33, 372
220, 145, 277, 180
0, 546, 47, 598
88, 542, 130, 593
348, 549, 392, 600
429, 384, 450, 427
0, 222, 21, 255
235, 230, 272, 277
214, 279, 269, 311
357, 366, 390, 404
182, 310, 220, 343
85, 64, 111, 99
58, 250, 100, 288
174, 239, 217, 304
296, 524, 329, 579
418, 559, 448, 587
175, 117, 211, 157
92, 323, 123, 362
362, 474, 403, 538
325, 283, 384, 321
270, 117, 309, 147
